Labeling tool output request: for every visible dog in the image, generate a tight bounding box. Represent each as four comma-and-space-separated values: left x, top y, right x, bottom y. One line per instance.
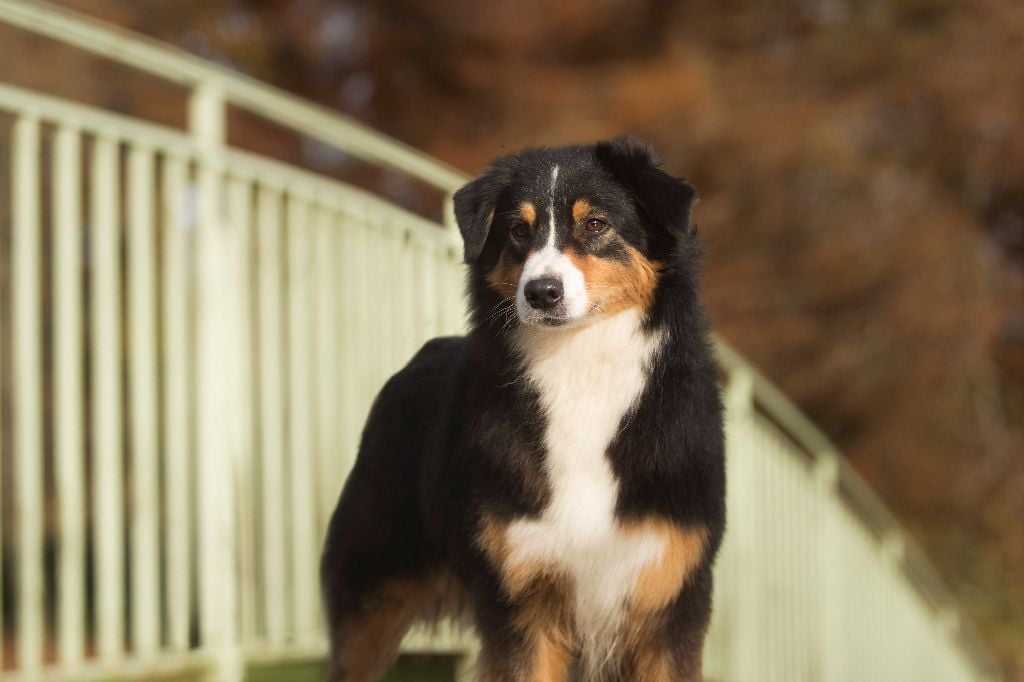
320, 137, 725, 681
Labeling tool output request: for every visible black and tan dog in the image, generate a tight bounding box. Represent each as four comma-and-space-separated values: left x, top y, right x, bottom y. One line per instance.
320, 137, 725, 681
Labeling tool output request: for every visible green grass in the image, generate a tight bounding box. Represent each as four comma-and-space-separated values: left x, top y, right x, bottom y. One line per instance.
245, 655, 456, 682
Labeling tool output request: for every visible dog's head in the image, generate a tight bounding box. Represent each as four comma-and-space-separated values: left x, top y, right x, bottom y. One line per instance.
454, 136, 698, 328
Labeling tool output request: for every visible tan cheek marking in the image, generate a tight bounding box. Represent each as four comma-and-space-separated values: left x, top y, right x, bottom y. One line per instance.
572, 198, 591, 223
485, 247, 523, 300
520, 201, 537, 226
566, 245, 661, 315
624, 520, 709, 612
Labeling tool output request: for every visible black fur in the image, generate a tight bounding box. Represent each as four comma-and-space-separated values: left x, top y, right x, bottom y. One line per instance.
321, 137, 725, 681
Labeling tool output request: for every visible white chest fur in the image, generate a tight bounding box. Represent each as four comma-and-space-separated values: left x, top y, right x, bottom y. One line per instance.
508, 308, 666, 650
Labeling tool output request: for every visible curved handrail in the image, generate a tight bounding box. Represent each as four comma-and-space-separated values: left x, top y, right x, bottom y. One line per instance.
0, 0, 466, 192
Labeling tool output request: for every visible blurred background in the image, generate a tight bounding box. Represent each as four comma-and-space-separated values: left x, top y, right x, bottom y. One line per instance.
1, 0, 1022, 679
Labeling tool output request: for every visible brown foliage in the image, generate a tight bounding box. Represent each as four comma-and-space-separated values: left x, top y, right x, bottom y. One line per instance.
37, 0, 1024, 676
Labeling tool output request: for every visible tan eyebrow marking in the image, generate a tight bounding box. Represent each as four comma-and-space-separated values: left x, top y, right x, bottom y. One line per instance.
519, 202, 537, 226
572, 198, 592, 223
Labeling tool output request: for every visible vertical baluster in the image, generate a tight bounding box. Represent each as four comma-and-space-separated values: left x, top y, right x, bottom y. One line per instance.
332, 210, 352, 488
54, 123, 85, 666
191, 84, 245, 681
0, 155, 4, 663
791, 457, 810, 676
408, 239, 423, 343
347, 205, 370, 452
13, 113, 44, 673
286, 192, 318, 643
379, 221, 395, 371
91, 131, 124, 662
334, 203, 364, 483
816, 456, 842, 681
363, 217, 383, 386
441, 245, 465, 336
256, 184, 287, 646
127, 144, 160, 656
195, 161, 239, 663
723, 369, 756, 682
161, 155, 191, 652
395, 226, 415, 362
418, 242, 438, 342
227, 175, 258, 645
781, 443, 798, 677
314, 204, 338, 534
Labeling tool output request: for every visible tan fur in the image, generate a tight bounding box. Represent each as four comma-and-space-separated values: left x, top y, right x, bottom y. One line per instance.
618, 607, 703, 682
327, 575, 459, 682
532, 632, 574, 681
572, 198, 592, 223
625, 520, 709, 612
596, 520, 708, 681
566, 245, 661, 316
486, 248, 524, 300
480, 515, 706, 680
477, 517, 576, 681
520, 201, 537, 226
632, 643, 677, 682
478, 515, 552, 598
478, 608, 574, 682
631, 640, 698, 682
515, 576, 575, 681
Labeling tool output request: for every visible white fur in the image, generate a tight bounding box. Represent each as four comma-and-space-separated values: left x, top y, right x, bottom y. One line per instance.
515, 164, 589, 325
516, 247, 588, 323
508, 308, 667, 662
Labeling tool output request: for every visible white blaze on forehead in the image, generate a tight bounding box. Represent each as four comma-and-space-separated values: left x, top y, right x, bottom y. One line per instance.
515, 164, 589, 322
547, 164, 559, 247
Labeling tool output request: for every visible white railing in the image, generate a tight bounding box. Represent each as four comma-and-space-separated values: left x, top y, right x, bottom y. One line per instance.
0, 1, 999, 680
705, 346, 997, 681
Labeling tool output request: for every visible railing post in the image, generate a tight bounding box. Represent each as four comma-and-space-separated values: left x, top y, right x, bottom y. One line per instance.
722, 368, 757, 682
12, 112, 44, 675
814, 455, 843, 681
190, 82, 227, 148
443, 189, 458, 234
190, 82, 244, 681
880, 533, 907, 674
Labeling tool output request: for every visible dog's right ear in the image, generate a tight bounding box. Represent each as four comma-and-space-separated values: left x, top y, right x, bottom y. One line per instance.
453, 158, 514, 264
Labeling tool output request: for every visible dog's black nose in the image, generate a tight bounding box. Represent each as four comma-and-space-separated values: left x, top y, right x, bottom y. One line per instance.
524, 277, 564, 310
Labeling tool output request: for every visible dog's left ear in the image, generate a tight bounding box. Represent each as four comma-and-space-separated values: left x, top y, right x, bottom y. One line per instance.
453, 158, 515, 264
595, 136, 698, 237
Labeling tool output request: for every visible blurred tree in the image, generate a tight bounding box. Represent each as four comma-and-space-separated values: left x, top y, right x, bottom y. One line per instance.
39, 0, 1024, 676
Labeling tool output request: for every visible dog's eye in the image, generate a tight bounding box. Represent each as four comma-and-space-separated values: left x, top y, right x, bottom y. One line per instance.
510, 222, 530, 240
585, 218, 608, 234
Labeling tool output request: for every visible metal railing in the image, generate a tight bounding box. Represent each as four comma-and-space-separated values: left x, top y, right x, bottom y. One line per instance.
0, 1, 999, 680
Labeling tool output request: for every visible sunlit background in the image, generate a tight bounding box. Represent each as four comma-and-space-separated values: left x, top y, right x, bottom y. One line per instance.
1, 0, 1022, 680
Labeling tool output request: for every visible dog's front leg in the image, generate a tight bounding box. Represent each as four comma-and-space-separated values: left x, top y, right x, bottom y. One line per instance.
471, 574, 576, 682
